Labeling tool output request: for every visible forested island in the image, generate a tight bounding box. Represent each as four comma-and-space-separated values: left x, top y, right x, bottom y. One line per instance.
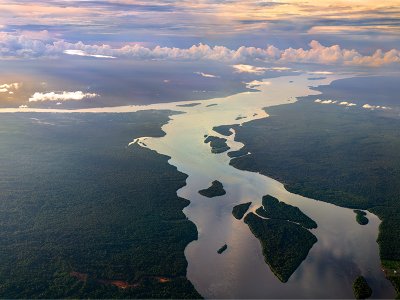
244, 212, 317, 282
217, 244, 228, 254
204, 136, 230, 154
256, 195, 317, 229
198, 180, 226, 198
176, 103, 201, 107
229, 78, 400, 295
0, 111, 201, 298
232, 202, 252, 220
354, 210, 369, 225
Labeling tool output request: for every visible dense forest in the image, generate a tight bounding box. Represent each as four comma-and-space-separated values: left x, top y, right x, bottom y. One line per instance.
353, 276, 372, 299
198, 180, 226, 198
232, 202, 252, 220
0, 111, 200, 298
204, 136, 230, 154
256, 195, 317, 229
230, 96, 400, 296
244, 212, 317, 282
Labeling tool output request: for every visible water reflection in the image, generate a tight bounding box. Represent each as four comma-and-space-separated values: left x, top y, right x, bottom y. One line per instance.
139, 74, 395, 298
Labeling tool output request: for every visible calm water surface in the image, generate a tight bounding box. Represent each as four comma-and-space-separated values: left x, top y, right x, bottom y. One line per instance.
136, 74, 395, 298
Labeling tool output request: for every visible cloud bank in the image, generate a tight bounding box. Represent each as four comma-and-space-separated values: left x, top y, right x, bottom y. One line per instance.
0, 31, 399, 67
28, 91, 98, 102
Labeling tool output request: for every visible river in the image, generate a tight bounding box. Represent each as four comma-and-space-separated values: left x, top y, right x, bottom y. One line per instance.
0, 73, 394, 298
133, 74, 395, 298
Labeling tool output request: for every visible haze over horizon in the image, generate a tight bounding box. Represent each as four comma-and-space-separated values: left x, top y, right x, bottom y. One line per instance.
0, 1, 399, 109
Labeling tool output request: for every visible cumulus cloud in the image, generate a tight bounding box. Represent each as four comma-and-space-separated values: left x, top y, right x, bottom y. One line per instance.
315, 99, 394, 111
362, 104, 391, 110
338, 101, 357, 107
194, 72, 219, 78
232, 64, 268, 74
314, 99, 337, 104
0, 82, 19, 93
315, 99, 359, 106
28, 91, 98, 102
0, 31, 399, 67
280, 40, 400, 67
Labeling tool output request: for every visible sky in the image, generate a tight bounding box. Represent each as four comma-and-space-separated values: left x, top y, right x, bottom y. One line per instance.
0, 0, 399, 108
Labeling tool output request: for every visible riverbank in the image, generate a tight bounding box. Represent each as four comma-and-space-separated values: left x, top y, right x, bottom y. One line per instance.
133, 74, 395, 298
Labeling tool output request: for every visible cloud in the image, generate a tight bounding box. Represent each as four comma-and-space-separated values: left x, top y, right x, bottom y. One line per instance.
280, 40, 400, 67
308, 71, 334, 75
269, 67, 292, 71
314, 99, 337, 104
232, 64, 268, 74
28, 91, 98, 102
246, 80, 271, 88
63, 49, 116, 59
362, 104, 391, 110
315, 99, 394, 110
338, 101, 357, 107
0, 82, 19, 93
0, 31, 399, 67
315, 99, 358, 106
194, 72, 219, 78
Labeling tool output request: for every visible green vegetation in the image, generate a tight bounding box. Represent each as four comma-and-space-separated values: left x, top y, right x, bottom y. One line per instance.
217, 244, 228, 254
230, 98, 400, 295
244, 212, 317, 282
0, 112, 201, 299
382, 260, 400, 296
204, 136, 230, 154
213, 125, 236, 136
354, 210, 369, 225
228, 148, 248, 158
256, 195, 317, 229
176, 103, 201, 107
232, 202, 252, 220
353, 276, 372, 299
198, 180, 226, 198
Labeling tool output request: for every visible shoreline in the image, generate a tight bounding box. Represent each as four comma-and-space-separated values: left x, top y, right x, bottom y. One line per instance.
130, 74, 394, 298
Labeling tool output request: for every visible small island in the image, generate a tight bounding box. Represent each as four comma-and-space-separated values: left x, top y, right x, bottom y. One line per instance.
232, 202, 252, 220
256, 195, 317, 229
244, 212, 317, 282
176, 103, 201, 107
199, 180, 226, 198
354, 210, 369, 225
213, 125, 236, 136
204, 135, 230, 154
206, 103, 218, 107
217, 244, 228, 254
353, 276, 372, 299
